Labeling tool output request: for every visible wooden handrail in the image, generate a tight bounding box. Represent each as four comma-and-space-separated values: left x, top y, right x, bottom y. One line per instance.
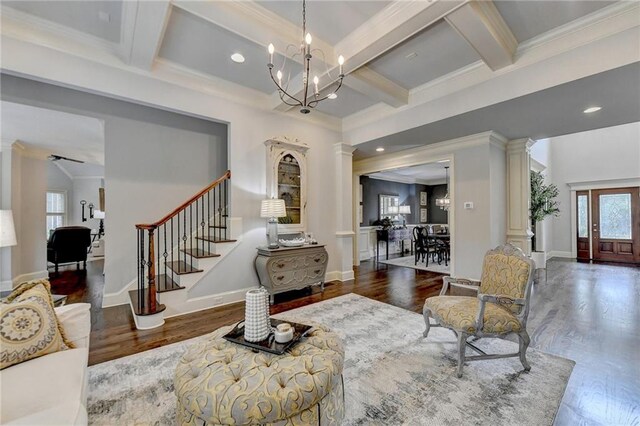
135, 170, 231, 229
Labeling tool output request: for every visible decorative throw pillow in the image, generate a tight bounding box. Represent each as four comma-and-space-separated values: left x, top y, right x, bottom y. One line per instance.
0, 279, 74, 370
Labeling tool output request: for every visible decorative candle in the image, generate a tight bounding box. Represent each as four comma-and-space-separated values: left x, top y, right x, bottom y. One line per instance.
338, 55, 345, 76
268, 43, 274, 65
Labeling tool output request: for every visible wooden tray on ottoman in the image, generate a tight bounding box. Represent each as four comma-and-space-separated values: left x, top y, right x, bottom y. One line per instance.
223, 319, 313, 355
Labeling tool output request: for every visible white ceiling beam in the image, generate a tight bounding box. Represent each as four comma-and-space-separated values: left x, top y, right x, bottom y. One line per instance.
272, 0, 465, 111
126, 0, 172, 70
173, 0, 411, 110
349, 67, 409, 108
444, 0, 517, 71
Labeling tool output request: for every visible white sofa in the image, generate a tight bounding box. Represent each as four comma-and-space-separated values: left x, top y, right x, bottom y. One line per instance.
1, 303, 91, 425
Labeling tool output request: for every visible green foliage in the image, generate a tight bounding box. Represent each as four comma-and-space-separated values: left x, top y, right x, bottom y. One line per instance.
530, 170, 560, 223
373, 217, 393, 229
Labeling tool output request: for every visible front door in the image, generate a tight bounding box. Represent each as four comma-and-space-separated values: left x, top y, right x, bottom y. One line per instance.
591, 187, 640, 263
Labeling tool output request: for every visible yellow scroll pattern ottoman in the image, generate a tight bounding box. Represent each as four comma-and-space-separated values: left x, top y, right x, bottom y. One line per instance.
174, 323, 345, 425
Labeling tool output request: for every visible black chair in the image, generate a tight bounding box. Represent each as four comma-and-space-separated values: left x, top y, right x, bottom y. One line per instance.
413, 226, 431, 265
47, 226, 92, 276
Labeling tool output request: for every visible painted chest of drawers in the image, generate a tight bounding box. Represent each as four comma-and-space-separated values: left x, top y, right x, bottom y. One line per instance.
254, 245, 328, 303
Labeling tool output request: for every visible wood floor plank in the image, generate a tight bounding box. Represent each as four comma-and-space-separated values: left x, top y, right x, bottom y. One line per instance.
47, 257, 640, 425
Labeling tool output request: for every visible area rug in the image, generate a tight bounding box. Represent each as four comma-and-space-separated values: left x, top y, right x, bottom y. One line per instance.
87, 294, 574, 425
379, 254, 450, 274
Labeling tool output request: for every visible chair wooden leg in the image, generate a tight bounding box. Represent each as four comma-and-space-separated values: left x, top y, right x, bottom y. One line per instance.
457, 332, 467, 377
422, 306, 432, 338
518, 331, 531, 371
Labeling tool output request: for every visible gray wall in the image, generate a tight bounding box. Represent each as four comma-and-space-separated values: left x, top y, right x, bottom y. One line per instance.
359, 175, 448, 225
1, 74, 229, 293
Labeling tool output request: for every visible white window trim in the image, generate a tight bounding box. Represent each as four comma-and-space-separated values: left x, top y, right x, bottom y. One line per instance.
46, 190, 68, 237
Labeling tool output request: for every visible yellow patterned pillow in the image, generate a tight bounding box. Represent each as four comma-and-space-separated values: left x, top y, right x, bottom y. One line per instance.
0, 280, 73, 370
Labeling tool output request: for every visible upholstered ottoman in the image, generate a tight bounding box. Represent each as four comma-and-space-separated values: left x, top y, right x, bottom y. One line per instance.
174, 323, 345, 425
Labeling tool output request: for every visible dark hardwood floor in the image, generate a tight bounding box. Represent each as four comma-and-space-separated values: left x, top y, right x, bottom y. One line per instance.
48, 256, 640, 426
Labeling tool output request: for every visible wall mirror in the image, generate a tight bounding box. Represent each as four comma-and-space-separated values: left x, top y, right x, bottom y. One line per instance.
379, 194, 399, 218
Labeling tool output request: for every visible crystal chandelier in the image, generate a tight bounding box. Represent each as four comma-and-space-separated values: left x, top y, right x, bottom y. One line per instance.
436, 166, 451, 211
267, 0, 345, 114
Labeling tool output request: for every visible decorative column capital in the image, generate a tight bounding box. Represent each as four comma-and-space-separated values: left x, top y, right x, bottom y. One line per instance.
334, 143, 356, 156
507, 138, 534, 152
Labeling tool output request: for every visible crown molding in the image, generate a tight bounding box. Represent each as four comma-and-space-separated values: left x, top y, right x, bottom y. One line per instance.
53, 162, 74, 180
342, 2, 640, 141
0, 5, 120, 54
353, 131, 503, 175
73, 175, 104, 180
335, 0, 465, 69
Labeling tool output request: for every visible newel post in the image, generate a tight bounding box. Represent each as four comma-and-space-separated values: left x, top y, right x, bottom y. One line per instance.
147, 226, 157, 311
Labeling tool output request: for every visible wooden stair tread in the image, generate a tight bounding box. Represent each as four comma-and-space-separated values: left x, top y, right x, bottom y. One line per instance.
195, 236, 237, 243
155, 274, 185, 293
165, 261, 203, 275
181, 249, 221, 259
129, 289, 166, 316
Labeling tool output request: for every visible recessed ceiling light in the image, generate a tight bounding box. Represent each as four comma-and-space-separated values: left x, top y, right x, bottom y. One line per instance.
583, 106, 602, 114
230, 53, 245, 63
376, 147, 385, 152
327, 93, 337, 99
405, 52, 418, 60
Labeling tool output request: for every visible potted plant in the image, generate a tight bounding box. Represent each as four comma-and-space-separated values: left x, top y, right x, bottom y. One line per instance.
530, 170, 560, 269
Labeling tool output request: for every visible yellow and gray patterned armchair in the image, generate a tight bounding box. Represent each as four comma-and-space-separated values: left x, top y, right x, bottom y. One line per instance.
423, 244, 535, 377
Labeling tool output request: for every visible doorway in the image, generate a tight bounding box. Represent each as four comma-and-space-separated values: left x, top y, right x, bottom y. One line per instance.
576, 187, 640, 263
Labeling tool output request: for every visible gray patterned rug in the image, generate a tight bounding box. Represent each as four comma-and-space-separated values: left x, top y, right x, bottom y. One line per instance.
87, 294, 574, 425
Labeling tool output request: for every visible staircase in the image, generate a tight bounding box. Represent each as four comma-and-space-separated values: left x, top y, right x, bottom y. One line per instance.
130, 170, 239, 329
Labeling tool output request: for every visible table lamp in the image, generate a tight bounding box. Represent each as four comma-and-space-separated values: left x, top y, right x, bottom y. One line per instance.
398, 205, 411, 226
0, 210, 17, 247
94, 210, 105, 237
260, 199, 286, 249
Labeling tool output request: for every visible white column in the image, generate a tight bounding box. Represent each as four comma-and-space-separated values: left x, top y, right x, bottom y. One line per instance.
506, 138, 533, 254
334, 143, 355, 281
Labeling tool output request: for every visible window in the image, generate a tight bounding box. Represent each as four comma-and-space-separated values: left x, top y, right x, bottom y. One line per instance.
46, 191, 66, 239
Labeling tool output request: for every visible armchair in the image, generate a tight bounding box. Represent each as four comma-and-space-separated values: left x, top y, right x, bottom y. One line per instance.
423, 244, 534, 377
47, 226, 92, 276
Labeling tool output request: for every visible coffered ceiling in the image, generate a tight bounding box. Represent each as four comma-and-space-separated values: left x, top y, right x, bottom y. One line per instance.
257, 1, 391, 45
493, 0, 616, 42
0, 0, 636, 136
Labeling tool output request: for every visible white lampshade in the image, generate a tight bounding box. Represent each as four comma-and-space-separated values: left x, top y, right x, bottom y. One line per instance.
0, 210, 17, 247
94, 210, 106, 219
399, 205, 411, 214
260, 199, 286, 218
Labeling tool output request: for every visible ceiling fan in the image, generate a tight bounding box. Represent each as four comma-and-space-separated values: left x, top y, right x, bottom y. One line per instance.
48, 154, 84, 163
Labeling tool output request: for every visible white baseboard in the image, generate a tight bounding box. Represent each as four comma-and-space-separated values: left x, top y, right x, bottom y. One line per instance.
102, 278, 137, 308
1, 270, 49, 291
325, 270, 354, 282
163, 285, 256, 319
547, 250, 573, 259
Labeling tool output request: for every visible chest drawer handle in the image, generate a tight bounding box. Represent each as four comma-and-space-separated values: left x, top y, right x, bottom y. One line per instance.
276, 275, 284, 281
275, 261, 285, 268
314, 269, 322, 274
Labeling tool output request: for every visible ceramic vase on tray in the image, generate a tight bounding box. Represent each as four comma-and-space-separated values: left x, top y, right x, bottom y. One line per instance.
244, 287, 271, 342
